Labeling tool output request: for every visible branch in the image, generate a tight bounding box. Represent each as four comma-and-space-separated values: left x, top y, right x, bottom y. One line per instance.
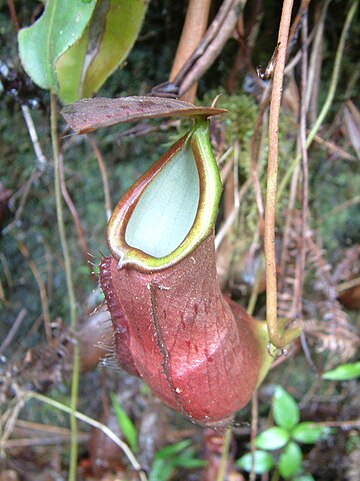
169, 0, 211, 102
277, 0, 359, 202
20, 392, 148, 481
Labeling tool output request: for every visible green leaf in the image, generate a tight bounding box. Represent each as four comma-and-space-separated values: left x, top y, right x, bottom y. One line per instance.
273, 386, 300, 429
149, 441, 205, 481
292, 422, 330, 444
279, 442, 303, 479
155, 440, 192, 459
55, 26, 88, 103
149, 458, 175, 481
18, 0, 96, 91
322, 361, 360, 381
57, 0, 148, 104
237, 450, 274, 474
110, 393, 138, 452
236, 450, 274, 474
256, 427, 290, 451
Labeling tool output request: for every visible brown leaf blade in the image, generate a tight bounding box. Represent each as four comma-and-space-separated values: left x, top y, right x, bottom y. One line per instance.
61, 96, 227, 133
344, 100, 360, 159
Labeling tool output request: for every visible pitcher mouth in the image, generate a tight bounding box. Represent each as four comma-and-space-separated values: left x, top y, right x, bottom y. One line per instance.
106, 118, 222, 272
124, 136, 199, 258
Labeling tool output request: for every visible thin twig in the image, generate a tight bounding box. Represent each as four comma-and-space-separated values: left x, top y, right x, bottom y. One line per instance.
0, 278, 6, 304
176, 0, 246, 96
170, 0, 211, 102
337, 276, 360, 294
3, 168, 42, 235
293, 10, 309, 319
312, 419, 360, 430
2, 434, 90, 449
1, 396, 28, 446
305, 0, 331, 120
19, 392, 148, 481
320, 194, 360, 220
313, 134, 357, 162
250, 103, 268, 224
327, 61, 360, 138
175, 0, 234, 80
247, 245, 263, 316
7, 0, 20, 31
219, 146, 235, 178
0, 309, 27, 355
215, 427, 232, 481
87, 135, 112, 221
278, 163, 300, 292
14, 419, 88, 435
0, 252, 12, 287
58, 149, 94, 278
249, 391, 259, 481
300, 332, 317, 371
288, 0, 311, 49
18, 240, 52, 343
21, 105, 47, 171
265, 0, 301, 348
215, 178, 251, 250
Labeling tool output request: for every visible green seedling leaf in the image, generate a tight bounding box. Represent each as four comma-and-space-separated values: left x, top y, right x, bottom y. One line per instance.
256, 427, 290, 451
18, 0, 96, 92
279, 442, 303, 479
273, 386, 300, 429
110, 393, 138, 452
155, 439, 192, 459
149, 441, 204, 481
237, 450, 274, 474
61, 96, 227, 133
292, 422, 330, 444
322, 361, 360, 381
57, 0, 147, 104
149, 458, 175, 481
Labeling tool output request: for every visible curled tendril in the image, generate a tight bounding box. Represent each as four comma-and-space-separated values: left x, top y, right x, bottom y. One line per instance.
267, 342, 287, 358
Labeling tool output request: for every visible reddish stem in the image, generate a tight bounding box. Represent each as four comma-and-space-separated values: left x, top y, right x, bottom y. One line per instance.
265, 0, 301, 348
7, 0, 20, 31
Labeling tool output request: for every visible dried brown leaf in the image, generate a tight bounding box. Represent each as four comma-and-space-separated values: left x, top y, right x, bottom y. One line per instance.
61, 96, 227, 134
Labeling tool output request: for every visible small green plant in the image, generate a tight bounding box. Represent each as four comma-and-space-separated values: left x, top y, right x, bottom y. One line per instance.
110, 395, 206, 481
148, 439, 207, 481
110, 393, 139, 453
237, 386, 331, 480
